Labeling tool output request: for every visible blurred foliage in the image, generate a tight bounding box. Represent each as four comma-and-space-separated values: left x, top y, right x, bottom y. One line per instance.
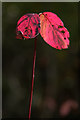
2, 2, 79, 118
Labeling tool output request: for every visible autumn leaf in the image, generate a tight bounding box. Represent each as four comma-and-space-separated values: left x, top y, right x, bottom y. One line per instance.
39, 12, 70, 50
16, 13, 40, 39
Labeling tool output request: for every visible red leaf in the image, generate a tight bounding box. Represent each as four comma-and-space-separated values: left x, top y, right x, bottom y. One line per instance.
16, 13, 40, 39
39, 12, 70, 50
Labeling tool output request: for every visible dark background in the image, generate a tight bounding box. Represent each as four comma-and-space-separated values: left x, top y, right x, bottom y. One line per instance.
2, 2, 79, 118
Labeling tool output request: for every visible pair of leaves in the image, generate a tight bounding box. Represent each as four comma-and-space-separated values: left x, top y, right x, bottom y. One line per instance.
16, 12, 70, 50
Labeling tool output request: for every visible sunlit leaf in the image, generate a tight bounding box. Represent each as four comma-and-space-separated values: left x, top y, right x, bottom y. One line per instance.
39, 12, 70, 50
16, 13, 40, 39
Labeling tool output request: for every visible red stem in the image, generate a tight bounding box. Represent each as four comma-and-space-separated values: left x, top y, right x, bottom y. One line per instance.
28, 37, 37, 120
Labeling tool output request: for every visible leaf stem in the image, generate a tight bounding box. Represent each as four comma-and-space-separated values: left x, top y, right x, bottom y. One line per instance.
28, 37, 37, 120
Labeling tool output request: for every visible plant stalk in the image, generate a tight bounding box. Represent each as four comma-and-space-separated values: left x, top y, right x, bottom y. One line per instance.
28, 37, 37, 120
